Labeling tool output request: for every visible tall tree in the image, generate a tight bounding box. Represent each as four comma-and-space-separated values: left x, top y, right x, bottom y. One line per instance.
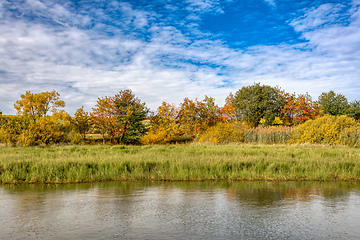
196, 96, 221, 130
72, 106, 91, 139
176, 98, 198, 137
112, 90, 149, 143
91, 90, 149, 144
233, 83, 284, 128
91, 96, 118, 144
317, 91, 349, 116
14, 90, 65, 122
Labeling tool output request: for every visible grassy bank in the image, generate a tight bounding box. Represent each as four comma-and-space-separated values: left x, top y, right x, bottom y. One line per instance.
1, 144, 360, 184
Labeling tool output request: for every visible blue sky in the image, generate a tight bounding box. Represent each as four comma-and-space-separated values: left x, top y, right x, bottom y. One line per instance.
1, 0, 360, 115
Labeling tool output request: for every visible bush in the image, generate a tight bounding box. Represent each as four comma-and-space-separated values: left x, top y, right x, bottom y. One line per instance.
198, 122, 245, 144
339, 126, 360, 147
0, 116, 30, 145
0, 112, 73, 146
290, 115, 359, 145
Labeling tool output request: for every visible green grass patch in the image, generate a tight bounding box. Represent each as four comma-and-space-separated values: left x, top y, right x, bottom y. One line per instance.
1, 144, 360, 184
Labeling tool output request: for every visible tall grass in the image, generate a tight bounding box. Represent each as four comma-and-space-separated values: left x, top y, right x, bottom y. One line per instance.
244, 126, 293, 144
1, 144, 360, 183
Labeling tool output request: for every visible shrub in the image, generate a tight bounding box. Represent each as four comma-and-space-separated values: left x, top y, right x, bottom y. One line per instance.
290, 115, 359, 145
140, 125, 178, 145
0, 115, 30, 145
339, 126, 360, 147
197, 122, 245, 144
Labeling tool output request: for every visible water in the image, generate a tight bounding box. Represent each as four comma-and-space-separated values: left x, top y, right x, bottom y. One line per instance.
1, 181, 360, 239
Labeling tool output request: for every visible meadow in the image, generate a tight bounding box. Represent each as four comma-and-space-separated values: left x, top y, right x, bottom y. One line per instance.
1, 144, 360, 184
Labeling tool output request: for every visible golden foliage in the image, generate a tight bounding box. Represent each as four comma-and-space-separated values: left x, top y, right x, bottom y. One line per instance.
198, 122, 245, 144
140, 102, 180, 144
14, 90, 65, 122
0, 111, 73, 146
290, 115, 360, 145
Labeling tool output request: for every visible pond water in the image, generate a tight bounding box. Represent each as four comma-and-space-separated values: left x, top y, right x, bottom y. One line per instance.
1, 181, 360, 239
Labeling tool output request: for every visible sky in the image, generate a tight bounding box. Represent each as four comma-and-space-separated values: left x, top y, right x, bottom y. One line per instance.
1, 0, 360, 115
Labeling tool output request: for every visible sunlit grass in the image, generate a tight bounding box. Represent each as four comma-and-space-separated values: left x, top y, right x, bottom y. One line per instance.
1, 144, 360, 183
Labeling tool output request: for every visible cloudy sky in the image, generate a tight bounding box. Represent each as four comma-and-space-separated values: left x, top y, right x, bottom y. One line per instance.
1, 0, 360, 115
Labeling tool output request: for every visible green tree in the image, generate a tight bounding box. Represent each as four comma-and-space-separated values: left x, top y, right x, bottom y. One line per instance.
346, 100, 360, 120
112, 90, 149, 143
317, 91, 349, 116
233, 83, 284, 128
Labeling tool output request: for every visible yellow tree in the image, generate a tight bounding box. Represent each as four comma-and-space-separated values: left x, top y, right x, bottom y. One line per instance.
9, 90, 70, 146
176, 96, 222, 138
176, 98, 199, 138
14, 90, 65, 122
141, 102, 179, 144
72, 106, 91, 139
91, 96, 116, 144
196, 96, 221, 132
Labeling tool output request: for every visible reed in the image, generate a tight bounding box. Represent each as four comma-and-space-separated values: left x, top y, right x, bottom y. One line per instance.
244, 126, 293, 144
1, 144, 360, 184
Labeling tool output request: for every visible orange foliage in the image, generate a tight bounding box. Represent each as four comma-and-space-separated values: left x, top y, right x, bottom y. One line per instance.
73, 106, 91, 139
219, 93, 237, 122
281, 92, 321, 125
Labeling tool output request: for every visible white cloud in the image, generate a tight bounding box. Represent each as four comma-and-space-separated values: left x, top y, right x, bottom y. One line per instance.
1, 0, 360, 116
185, 0, 224, 14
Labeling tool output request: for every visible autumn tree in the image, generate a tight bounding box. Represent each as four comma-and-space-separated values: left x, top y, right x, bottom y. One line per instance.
91, 96, 117, 144
7, 90, 72, 146
196, 96, 221, 131
141, 102, 179, 144
281, 92, 321, 125
176, 98, 198, 137
112, 90, 149, 143
220, 93, 237, 123
91, 90, 149, 144
233, 83, 284, 128
176, 96, 222, 138
317, 91, 349, 116
72, 106, 91, 139
14, 90, 65, 122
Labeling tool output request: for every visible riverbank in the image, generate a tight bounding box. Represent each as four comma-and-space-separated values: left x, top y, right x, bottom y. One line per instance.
1, 144, 360, 184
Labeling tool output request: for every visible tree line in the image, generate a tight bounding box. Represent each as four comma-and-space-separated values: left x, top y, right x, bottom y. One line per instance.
1, 83, 360, 146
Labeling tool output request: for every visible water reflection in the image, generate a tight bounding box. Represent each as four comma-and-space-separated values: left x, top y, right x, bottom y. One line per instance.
1, 181, 360, 239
